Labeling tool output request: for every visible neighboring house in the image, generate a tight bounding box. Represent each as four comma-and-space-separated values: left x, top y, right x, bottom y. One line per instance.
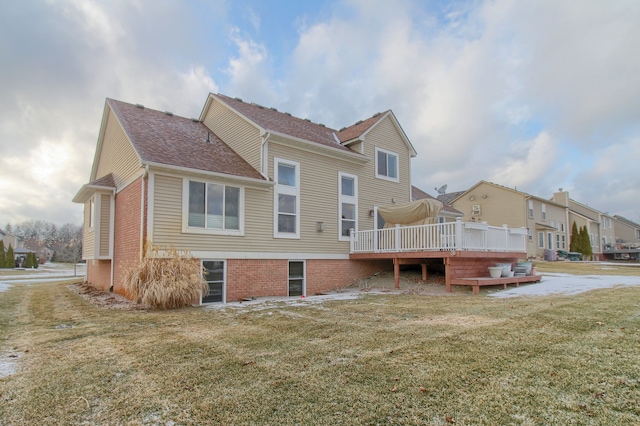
73, 94, 417, 303
550, 190, 613, 260
443, 181, 569, 259
0, 230, 21, 250
411, 186, 463, 222
613, 215, 640, 248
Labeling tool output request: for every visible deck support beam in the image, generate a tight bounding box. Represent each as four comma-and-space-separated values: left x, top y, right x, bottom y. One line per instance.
393, 257, 400, 288
421, 263, 427, 281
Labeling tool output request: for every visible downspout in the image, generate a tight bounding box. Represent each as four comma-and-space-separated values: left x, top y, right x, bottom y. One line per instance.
109, 187, 116, 292
260, 132, 271, 179
140, 165, 149, 260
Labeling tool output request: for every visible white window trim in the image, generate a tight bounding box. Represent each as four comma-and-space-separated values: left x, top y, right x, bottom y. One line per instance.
181, 178, 245, 236
541, 204, 547, 220
338, 172, 358, 242
88, 197, 95, 229
288, 259, 306, 297
538, 232, 544, 248
274, 157, 301, 239
200, 259, 226, 304
375, 147, 399, 182
528, 200, 534, 218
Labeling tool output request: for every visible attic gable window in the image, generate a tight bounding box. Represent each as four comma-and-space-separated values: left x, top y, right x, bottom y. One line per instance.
183, 179, 243, 236
375, 147, 398, 182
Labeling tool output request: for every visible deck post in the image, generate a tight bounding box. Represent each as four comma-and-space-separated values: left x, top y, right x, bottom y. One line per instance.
393, 257, 400, 288
503, 224, 508, 252
444, 257, 452, 292
349, 228, 355, 253
455, 218, 463, 249
421, 263, 427, 281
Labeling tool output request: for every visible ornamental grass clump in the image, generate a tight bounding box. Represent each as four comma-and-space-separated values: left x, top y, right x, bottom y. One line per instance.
123, 244, 208, 309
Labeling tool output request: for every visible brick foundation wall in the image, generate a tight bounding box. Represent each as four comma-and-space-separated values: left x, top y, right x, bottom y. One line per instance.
306, 259, 390, 295
112, 178, 142, 297
224, 258, 390, 301
86, 259, 112, 291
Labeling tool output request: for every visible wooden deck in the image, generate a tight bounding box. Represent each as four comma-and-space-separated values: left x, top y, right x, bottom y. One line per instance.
350, 250, 529, 291
448, 274, 543, 295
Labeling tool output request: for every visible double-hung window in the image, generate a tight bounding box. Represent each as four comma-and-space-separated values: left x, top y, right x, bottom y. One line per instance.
184, 179, 243, 235
538, 232, 544, 248
339, 172, 358, 240
541, 204, 547, 220
528, 200, 534, 218
375, 147, 399, 182
274, 158, 300, 238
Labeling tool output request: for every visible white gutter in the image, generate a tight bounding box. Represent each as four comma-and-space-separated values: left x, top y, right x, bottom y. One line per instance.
141, 161, 274, 189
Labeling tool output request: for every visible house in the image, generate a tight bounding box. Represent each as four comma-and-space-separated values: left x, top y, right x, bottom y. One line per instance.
550, 190, 613, 260
441, 181, 569, 259
411, 186, 463, 222
0, 230, 21, 250
73, 94, 417, 302
612, 215, 640, 248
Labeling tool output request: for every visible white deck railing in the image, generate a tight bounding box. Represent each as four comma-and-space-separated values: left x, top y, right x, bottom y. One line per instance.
350, 218, 527, 254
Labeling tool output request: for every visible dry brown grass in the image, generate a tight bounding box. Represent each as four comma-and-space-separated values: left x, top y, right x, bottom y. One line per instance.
534, 260, 640, 276
123, 244, 208, 309
1, 265, 639, 424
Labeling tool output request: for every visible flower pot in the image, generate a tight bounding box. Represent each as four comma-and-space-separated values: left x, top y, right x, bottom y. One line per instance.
516, 262, 532, 275
488, 266, 503, 278
495, 263, 512, 277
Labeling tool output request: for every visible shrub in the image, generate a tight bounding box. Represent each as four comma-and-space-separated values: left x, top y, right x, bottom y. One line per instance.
5, 245, 14, 268
123, 243, 208, 310
25, 252, 33, 268
569, 221, 579, 253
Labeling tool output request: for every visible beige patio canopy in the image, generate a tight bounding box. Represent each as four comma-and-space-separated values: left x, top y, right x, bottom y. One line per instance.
379, 198, 443, 228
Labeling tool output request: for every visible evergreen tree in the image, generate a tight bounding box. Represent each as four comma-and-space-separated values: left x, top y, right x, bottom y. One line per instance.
25, 252, 33, 268
580, 225, 593, 259
5, 244, 14, 268
34, 254, 39, 269
569, 221, 580, 252
0, 240, 5, 268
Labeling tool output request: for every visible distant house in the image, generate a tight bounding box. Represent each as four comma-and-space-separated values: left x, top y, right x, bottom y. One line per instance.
411, 186, 462, 222
613, 215, 640, 248
0, 230, 20, 250
441, 181, 569, 259
550, 190, 614, 260
73, 94, 417, 302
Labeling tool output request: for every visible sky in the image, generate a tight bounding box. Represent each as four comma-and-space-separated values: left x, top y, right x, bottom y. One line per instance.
1, 0, 639, 227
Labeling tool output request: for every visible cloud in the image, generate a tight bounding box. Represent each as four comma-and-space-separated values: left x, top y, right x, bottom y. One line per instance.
0, 0, 222, 226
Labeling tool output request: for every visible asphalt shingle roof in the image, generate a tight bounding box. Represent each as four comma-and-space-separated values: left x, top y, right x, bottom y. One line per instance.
108, 99, 264, 181
215, 94, 385, 152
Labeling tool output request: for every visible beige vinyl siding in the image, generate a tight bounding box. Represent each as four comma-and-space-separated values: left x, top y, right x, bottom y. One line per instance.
83, 201, 95, 259
569, 201, 600, 221
95, 109, 142, 187
202, 100, 262, 172
360, 116, 412, 216
452, 183, 526, 227
99, 194, 111, 257
150, 115, 415, 255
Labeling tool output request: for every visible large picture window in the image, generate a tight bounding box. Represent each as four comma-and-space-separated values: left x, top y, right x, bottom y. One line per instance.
184, 179, 243, 235
339, 172, 358, 241
375, 147, 399, 181
274, 158, 300, 238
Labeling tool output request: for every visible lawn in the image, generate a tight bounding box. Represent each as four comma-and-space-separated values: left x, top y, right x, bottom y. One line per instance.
1, 264, 639, 425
